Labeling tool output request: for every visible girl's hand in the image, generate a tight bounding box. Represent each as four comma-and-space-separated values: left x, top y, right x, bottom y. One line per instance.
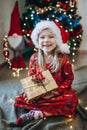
51, 90, 59, 96
42, 91, 59, 99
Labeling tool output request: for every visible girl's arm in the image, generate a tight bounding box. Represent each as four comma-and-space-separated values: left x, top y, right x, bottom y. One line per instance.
58, 55, 74, 94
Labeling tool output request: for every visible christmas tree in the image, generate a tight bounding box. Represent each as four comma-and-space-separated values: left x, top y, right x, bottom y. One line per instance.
3, 0, 83, 77
21, 0, 83, 63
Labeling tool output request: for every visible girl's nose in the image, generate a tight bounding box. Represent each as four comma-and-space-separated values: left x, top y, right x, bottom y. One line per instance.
44, 37, 49, 42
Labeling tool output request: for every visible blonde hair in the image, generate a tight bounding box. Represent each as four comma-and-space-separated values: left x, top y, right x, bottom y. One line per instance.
38, 47, 60, 72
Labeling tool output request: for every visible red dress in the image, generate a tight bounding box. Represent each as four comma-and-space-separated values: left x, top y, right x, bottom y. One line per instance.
14, 53, 78, 118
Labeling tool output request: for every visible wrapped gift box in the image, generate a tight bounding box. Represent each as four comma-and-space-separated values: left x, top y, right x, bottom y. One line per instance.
20, 70, 58, 100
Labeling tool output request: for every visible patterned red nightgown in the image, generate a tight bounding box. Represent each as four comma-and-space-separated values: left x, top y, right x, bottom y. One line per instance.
14, 53, 78, 118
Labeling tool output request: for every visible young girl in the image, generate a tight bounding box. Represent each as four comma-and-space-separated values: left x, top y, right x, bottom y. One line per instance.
14, 20, 78, 125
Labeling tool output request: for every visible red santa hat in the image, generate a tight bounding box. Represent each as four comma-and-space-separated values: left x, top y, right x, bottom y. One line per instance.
54, 21, 70, 44
8, 1, 23, 36
31, 20, 70, 54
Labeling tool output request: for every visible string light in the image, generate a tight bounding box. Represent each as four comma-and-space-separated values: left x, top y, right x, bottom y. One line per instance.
12, 72, 16, 77
71, 9, 74, 12
24, 23, 26, 26
74, 43, 77, 46
72, 52, 75, 56
68, 14, 72, 18
70, 125, 73, 129
76, 35, 79, 38
73, 39, 75, 42
65, 1, 69, 4
72, 59, 75, 63
84, 107, 87, 110
79, 34, 82, 38
52, 15, 55, 18
70, 22, 72, 25
73, 47, 76, 50
25, 17, 28, 20
56, 4, 60, 8
3, 36, 28, 77
27, 34, 30, 37
68, 115, 73, 118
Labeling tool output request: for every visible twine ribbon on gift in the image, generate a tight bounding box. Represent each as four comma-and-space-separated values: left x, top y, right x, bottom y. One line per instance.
31, 71, 48, 92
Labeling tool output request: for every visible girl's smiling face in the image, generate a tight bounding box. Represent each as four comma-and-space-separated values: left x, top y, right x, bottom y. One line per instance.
38, 29, 57, 55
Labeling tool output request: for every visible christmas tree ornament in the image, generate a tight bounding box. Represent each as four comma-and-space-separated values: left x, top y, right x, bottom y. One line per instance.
20, 0, 83, 65
3, 50, 9, 58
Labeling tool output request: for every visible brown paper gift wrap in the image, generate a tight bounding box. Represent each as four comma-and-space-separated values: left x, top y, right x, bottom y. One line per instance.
20, 70, 58, 100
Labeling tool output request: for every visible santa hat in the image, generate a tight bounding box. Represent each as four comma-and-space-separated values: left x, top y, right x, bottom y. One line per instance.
8, 1, 23, 36
31, 20, 70, 54
54, 21, 70, 43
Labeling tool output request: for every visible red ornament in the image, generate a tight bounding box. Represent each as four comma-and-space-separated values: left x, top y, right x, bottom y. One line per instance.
43, 0, 50, 3
70, 25, 82, 37
3, 50, 9, 58
27, 41, 32, 46
29, 30, 32, 35
58, 2, 69, 9
25, 30, 32, 35
3, 42, 8, 48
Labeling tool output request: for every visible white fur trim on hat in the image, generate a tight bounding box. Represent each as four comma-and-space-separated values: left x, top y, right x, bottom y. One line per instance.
31, 20, 70, 54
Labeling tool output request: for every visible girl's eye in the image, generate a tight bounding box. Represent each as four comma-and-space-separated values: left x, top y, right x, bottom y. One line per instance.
40, 36, 45, 39
40, 35, 54, 39
49, 36, 54, 38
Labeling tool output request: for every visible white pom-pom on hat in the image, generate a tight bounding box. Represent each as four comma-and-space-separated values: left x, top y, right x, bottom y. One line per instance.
31, 20, 70, 54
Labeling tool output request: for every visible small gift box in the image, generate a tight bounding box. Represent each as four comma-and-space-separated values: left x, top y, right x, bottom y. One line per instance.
20, 70, 58, 100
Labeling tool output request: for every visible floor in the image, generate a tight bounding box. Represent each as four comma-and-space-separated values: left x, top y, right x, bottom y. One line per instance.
0, 51, 87, 130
